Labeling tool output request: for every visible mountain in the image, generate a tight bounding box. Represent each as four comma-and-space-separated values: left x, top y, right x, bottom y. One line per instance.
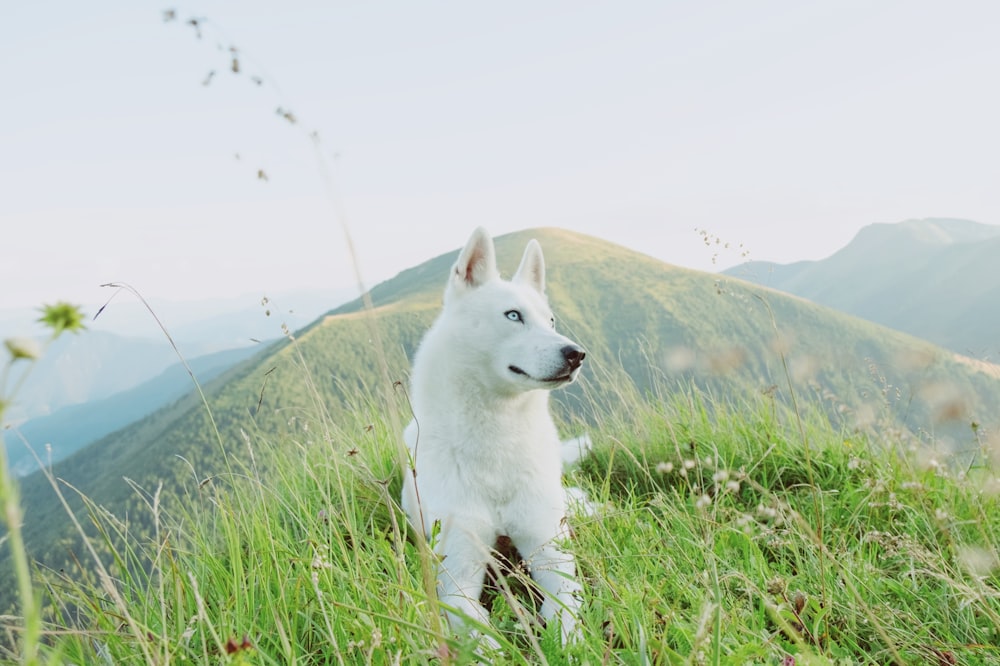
2, 331, 186, 423
0, 288, 349, 423
722, 218, 1000, 358
5, 227, 1000, 611
3, 344, 264, 478
84, 288, 351, 351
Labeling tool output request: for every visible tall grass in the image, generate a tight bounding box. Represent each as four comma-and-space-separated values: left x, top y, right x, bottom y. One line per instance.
5, 344, 1000, 664
1, 304, 86, 666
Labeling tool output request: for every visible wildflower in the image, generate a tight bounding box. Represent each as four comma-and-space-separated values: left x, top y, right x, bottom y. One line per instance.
712, 470, 730, 483
4, 337, 42, 361
756, 504, 778, 522
181, 616, 197, 643
957, 546, 999, 578
37, 302, 86, 336
736, 513, 754, 534
311, 547, 332, 570
695, 494, 712, 510
847, 457, 861, 471
656, 461, 674, 474
725, 480, 741, 494
766, 577, 786, 595
225, 635, 253, 655
981, 476, 1000, 496
683, 459, 696, 470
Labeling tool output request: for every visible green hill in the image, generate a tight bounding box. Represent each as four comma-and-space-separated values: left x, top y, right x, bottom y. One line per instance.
4, 227, 1000, 615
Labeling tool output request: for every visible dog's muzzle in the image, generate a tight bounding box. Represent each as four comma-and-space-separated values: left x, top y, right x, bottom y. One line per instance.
561, 345, 585, 371
547, 344, 586, 383
509, 344, 586, 384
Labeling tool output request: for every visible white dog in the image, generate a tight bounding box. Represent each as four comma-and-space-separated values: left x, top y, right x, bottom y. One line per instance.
401, 227, 586, 646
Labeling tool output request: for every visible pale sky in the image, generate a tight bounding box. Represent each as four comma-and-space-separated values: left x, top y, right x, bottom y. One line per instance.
2, 1, 998, 312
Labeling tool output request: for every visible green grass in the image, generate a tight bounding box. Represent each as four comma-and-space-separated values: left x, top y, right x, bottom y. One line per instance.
6, 363, 1000, 665
5, 245, 1000, 663
8, 227, 1000, 621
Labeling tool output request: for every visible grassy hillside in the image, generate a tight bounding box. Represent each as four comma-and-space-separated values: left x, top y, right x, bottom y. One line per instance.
3, 227, 1000, 663
6, 374, 1000, 664
724, 218, 1000, 358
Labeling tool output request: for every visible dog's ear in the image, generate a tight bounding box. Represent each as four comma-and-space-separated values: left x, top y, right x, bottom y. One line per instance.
451, 227, 498, 292
513, 239, 546, 294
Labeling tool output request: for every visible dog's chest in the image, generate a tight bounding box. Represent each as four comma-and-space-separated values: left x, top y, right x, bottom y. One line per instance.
443, 420, 556, 503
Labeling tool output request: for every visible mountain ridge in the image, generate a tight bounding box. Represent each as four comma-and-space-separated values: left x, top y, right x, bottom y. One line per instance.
724, 218, 1000, 357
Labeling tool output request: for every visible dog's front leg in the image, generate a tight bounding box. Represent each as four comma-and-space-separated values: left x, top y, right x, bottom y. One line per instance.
519, 537, 582, 644
435, 520, 498, 647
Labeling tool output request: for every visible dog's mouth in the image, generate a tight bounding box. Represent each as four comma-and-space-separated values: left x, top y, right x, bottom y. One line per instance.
508, 365, 578, 384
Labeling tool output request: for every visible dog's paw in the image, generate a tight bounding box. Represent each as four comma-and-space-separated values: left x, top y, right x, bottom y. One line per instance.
560, 433, 592, 469
564, 485, 600, 518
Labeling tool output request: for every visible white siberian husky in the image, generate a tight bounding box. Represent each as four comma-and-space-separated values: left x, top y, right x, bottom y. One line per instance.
401, 227, 586, 646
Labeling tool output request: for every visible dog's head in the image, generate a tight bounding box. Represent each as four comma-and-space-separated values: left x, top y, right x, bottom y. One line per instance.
442, 227, 585, 393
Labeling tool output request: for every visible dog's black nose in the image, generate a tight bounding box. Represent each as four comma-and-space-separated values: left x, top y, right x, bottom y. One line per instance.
561, 345, 586, 370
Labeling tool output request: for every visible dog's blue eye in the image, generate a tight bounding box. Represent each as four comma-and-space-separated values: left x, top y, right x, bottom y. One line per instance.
505, 310, 522, 323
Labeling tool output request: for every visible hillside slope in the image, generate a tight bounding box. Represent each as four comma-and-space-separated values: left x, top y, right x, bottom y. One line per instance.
724, 218, 1000, 358
5, 227, 1000, 611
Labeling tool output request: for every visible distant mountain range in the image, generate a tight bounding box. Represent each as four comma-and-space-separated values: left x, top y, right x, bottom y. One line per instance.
5, 227, 1000, 610
3, 344, 264, 477
0, 288, 350, 422
722, 218, 1000, 360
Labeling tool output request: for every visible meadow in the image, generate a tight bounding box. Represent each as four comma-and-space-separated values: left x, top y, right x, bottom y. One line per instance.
3, 307, 1000, 664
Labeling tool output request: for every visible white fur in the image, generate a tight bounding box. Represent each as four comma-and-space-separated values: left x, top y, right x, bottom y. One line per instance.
402, 227, 586, 646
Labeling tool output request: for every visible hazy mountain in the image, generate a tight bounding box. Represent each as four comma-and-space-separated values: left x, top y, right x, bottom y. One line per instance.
6, 227, 1000, 610
2, 331, 184, 422
3, 344, 265, 478
0, 288, 351, 422
723, 218, 1000, 358
86, 288, 351, 351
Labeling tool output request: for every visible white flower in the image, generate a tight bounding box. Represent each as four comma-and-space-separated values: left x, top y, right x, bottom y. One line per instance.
958, 546, 999, 578
4, 336, 42, 361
